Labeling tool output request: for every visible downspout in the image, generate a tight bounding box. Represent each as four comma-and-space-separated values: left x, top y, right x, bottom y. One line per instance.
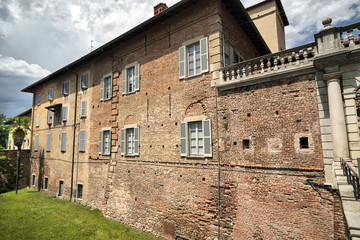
29, 93, 36, 187
215, 83, 221, 239
66, 67, 78, 202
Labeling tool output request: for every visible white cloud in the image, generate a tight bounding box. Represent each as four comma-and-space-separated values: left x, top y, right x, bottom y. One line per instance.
0, 54, 51, 78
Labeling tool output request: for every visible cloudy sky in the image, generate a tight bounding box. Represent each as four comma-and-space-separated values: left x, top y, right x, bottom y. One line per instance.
0, 0, 359, 118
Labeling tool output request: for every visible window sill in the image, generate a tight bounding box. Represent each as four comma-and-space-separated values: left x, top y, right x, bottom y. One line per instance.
180, 72, 207, 81
122, 91, 138, 96
101, 98, 112, 102
184, 155, 207, 160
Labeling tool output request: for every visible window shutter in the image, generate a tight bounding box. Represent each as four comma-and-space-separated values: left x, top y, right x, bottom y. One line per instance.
100, 78, 104, 101
134, 64, 140, 91
203, 119, 212, 157
81, 101, 87, 118
108, 75, 113, 99
122, 69, 127, 95
79, 130, 85, 152
34, 135, 39, 152
98, 131, 103, 154
62, 106, 68, 122
48, 88, 54, 101
38, 94, 41, 105
200, 37, 209, 73
46, 133, 51, 152
134, 127, 139, 156
36, 114, 40, 127
180, 122, 187, 157
61, 132, 67, 152
179, 46, 186, 79
120, 128, 125, 156
47, 111, 52, 125
81, 74, 88, 89
62, 82, 69, 96
229, 45, 234, 65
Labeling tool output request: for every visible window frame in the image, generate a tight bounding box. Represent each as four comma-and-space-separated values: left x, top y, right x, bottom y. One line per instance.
179, 37, 208, 79
46, 133, 51, 152
44, 177, 48, 189
100, 73, 113, 101
32, 174, 36, 186
62, 81, 69, 96
180, 118, 212, 158
58, 180, 64, 196
36, 114, 40, 127
48, 88, 54, 101
120, 126, 139, 156
61, 132, 67, 152
81, 73, 88, 90
80, 100, 87, 118
34, 134, 39, 152
79, 130, 86, 152
122, 62, 140, 95
37, 94, 41, 105
99, 129, 111, 155
77, 183, 83, 199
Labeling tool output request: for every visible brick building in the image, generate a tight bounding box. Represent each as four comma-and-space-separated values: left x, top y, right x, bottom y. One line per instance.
22, 0, 360, 239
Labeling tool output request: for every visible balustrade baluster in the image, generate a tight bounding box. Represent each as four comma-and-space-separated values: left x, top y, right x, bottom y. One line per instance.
280, 57, 285, 68
347, 29, 355, 47
274, 57, 278, 70
304, 50, 308, 63
267, 58, 271, 71
231, 68, 235, 81
295, 53, 300, 65
260, 59, 264, 73
236, 67, 241, 80
242, 65, 246, 77
254, 64, 258, 75
226, 70, 230, 81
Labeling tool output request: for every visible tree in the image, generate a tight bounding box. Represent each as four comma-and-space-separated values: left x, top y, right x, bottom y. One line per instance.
0, 114, 9, 149
7, 116, 30, 194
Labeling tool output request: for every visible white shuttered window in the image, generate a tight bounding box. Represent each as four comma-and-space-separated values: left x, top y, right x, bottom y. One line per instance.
36, 114, 40, 127
179, 37, 208, 79
120, 127, 139, 156
46, 133, 51, 152
122, 63, 140, 95
61, 132, 67, 152
80, 101, 87, 118
180, 119, 212, 158
79, 130, 86, 152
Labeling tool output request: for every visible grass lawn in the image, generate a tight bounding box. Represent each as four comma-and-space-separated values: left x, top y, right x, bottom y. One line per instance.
0, 189, 159, 240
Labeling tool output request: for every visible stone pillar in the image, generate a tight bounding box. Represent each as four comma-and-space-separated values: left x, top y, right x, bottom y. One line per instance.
324, 72, 350, 160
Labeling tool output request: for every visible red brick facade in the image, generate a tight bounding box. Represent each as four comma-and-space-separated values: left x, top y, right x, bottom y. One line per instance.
24, 0, 347, 239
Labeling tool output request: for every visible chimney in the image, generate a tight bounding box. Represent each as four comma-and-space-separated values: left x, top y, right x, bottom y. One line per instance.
154, 3, 168, 16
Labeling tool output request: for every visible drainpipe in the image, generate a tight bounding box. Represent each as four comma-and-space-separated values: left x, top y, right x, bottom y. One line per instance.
66, 67, 78, 202
215, 83, 221, 239
29, 93, 36, 188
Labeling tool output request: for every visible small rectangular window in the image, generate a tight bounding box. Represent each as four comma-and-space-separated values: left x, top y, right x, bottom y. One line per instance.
103, 130, 110, 155
37, 94, 41, 105
187, 43, 201, 77
48, 88, 54, 101
104, 76, 112, 99
62, 106, 68, 122
80, 101, 87, 118
243, 139, 250, 150
47, 111, 52, 125
61, 132, 67, 152
188, 121, 203, 155
79, 130, 86, 152
34, 135, 39, 152
36, 114, 40, 127
46, 133, 51, 152
44, 177, 48, 189
59, 180, 64, 196
99, 130, 111, 155
120, 127, 139, 156
299, 137, 309, 149
62, 82, 69, 96
81, 74, 88, 90
126, 128, 135, 154
77, 184, 83, 199
32, 174, 36, 186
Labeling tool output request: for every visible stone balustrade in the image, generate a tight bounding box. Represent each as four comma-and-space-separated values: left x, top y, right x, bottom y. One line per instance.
220, 42, 316, 84
340, 22, 360, 48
